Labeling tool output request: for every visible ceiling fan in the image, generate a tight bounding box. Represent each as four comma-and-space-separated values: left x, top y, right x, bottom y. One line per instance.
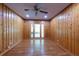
24, 4, 48, 16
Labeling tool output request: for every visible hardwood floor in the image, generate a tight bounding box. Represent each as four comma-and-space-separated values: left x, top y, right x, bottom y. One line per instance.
3, 39, 71, 56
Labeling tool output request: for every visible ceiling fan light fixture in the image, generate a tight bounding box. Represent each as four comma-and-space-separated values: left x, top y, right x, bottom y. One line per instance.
44, 15, 48, 18
26, 14, 30, 18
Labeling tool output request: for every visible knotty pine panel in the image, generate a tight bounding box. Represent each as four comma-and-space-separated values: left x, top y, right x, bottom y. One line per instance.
50, 4, 79, 55
3, 5, 8, 50
0, 4, 3, 53
0, 4, 24, 55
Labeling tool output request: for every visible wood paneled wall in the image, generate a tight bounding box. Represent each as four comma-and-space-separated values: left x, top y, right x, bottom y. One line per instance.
0, 4, 24, 55
23, 21, 30, 39
23, 21, 50, 39
50, 4, 79, 55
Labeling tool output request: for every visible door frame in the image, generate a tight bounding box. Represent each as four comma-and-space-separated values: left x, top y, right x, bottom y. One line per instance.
30, 22, 44, 39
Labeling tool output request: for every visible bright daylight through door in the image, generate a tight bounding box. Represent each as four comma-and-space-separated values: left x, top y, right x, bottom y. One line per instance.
31, 23, 44, 39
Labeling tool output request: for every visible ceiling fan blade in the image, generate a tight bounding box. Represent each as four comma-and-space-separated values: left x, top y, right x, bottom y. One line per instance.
39, 10, 48, 14
24, 9, 29, 11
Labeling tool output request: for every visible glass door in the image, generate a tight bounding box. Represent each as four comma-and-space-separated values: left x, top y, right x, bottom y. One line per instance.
34, 24, 40, 38
31, 23, 44, 39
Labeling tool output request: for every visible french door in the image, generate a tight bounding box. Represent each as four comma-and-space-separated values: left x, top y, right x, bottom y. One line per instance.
31, 23, 44, 39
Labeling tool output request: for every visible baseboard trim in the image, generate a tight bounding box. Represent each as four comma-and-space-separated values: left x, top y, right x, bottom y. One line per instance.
0, 40, 22, 56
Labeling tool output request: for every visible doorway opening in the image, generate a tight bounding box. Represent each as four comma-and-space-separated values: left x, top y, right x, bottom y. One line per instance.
31, 23, 44, 39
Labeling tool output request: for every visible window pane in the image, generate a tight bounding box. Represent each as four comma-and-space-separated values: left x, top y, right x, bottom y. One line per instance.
41, 24, 44, 38
35, 24, 40, 38
31, 24, 33, 38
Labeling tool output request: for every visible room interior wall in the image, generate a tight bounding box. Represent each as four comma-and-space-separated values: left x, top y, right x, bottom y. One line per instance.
23, 21, 50, 39
1, 3, 79, 56
0, 4, 24, 55
50, 3, 79, 55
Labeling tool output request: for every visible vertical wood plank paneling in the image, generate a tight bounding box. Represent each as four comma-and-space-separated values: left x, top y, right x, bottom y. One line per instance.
3, 5, 7, 50
50, 3, 79, 55
0, 4, 2, 53
0, 4, 24, 55
6, 6, 8, 49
